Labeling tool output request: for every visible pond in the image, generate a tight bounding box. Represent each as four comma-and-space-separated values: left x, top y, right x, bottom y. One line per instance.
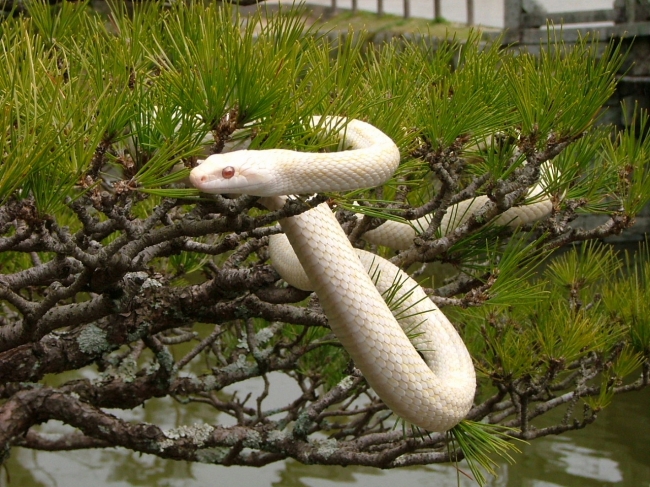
5, 380, 649, 486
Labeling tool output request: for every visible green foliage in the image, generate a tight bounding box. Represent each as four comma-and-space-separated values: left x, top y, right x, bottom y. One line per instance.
0, 19, 104, 213
0, 0, 642, 222
449, 421, 523, 486
0, 251, 34, 274
168, 249, 210, 281
295, 326, 350, 390
358, 42, 423, 149
478, 234, 549, 307
457, 240, 650, 386
464, 306, 537, 379
26, 0, 90, 46
534, 303, 615, 363
504, 33, 623, 140
547, 128, 615, 212
603, 105, 650, 215
153, 3, 296, 129
546, 240, 621, 290
601, 242, 650, 355
416, 32, 512, 151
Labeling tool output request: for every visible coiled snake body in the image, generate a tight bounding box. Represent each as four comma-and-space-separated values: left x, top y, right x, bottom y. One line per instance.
190, 117, 550, 431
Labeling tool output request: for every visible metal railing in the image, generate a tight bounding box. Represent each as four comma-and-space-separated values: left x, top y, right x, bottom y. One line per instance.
503, 0, 650, 43
329, 0, 477, 24
504, 0, 629, 29
327, 0, 648, 31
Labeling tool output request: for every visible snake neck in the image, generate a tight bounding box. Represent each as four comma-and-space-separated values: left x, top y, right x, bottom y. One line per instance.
258, 195, 287, 211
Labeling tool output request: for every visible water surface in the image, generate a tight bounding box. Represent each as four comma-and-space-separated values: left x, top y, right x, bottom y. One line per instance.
6, 385, 649, 486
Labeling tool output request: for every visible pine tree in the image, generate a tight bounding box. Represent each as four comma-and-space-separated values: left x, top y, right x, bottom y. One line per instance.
0, 2, 648, 484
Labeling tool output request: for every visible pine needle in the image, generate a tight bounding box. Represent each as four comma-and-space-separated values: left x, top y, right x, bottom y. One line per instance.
449, 420, 524, 486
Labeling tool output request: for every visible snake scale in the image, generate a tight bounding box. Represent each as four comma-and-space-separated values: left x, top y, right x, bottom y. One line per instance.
190, 117, 551, 431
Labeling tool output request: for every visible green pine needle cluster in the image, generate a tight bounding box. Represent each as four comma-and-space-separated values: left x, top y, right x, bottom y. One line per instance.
0, 0, 645, 225
450, 420, 523, 486
455, 239, 648, 396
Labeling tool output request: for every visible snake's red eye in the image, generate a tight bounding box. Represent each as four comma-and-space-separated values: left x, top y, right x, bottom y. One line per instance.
222, 166, 235, 179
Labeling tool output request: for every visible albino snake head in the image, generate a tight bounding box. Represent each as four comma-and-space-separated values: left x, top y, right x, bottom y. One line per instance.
189, 151, 274, 196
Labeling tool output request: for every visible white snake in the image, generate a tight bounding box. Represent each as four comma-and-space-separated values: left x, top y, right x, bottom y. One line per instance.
189, 117, 552, 431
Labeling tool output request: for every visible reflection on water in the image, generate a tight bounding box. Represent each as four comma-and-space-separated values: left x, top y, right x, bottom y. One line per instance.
495, 385, 650, 487
5, 386, 649, 486
551, 439, 622, 483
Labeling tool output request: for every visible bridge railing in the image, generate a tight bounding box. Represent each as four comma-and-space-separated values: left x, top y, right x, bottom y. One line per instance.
329, 0, 647, 34
504, 0, 650, 42
329, 0, 474, 24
